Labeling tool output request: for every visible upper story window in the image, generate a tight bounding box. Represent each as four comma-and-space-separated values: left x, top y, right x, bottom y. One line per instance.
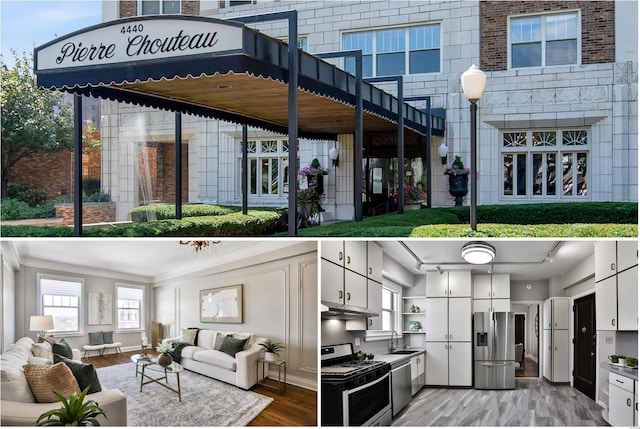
116, 284, 145, 331
140, 0, 181, 15
38, 274, 83, 335
343, 24, 440, 77
510, 12, 579, 68
219, 0, 257, 8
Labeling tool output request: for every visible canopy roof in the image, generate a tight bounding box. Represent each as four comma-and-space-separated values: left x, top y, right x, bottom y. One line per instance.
35, 15, 428, 140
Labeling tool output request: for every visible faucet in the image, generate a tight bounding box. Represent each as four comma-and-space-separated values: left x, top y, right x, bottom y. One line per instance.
390, 330, 399, 352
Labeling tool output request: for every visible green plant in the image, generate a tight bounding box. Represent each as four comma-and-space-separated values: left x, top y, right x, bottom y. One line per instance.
37, 387, 106, 426
7, 183, 47, 207
83, 191, 111, 203
258, 341, 286, 355
393, 185, 427, 204
156, 342, 174, 354
444, 155, 470, 175
1, 198, 55, 221
82, 178, 101, 196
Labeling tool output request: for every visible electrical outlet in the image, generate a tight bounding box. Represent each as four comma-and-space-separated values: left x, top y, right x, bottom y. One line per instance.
605, 336, 613, 344
355, 338, 361, 347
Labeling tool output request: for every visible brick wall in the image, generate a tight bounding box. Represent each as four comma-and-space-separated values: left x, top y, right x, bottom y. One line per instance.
8, 151, 73, 198
55, 202, 116, 225
119, 0, 199, 17
160, 143, 189, 203
182, 1, 200, 15
480, 1, 615, 71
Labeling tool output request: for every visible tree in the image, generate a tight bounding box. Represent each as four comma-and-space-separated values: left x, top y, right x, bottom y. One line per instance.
1, 51, 73, 198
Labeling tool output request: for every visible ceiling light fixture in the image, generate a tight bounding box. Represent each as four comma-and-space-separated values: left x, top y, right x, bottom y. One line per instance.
179, 240, 221, 253
461, 241, 496, 264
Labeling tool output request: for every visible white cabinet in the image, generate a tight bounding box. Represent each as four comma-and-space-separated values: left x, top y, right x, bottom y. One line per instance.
542, 297, 569, 383
410, 353, 425, 395
425, 342, 448, 385
491, 274, 511, 298
366, 280, 383, 330
609, 373, 635, 427
321, 259, 367, 309
367, 242, 383, 283
320, 241, 345, 266
448, 342, 472, 386
618, 266, 638, 331
425, 298, 448, 341
595, 241, 618, 282
473, 275, 492, 298
426, 271, 449, 297
473, 274, 511, 313
448, 298, 472, 342
596, 276, 617, 330
344, 241, 367, 277
617, 241, 638, 273
448, 271, 472, 297
473, 298, 510, 313
344, 269, 368, 308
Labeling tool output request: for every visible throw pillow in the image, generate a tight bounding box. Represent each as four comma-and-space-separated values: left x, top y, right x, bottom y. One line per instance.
89, 331, 104, 346
28, 356, 53, 366
102, 331, 113, 344
182, 328, 198, 345
218, 335, 247, 357
37, 335, 56, 345
31, 342, 53, 363
53, 354, 102, 394
213, 333, 226, 350
52, 339, 73, 359
23, 362, 81, 403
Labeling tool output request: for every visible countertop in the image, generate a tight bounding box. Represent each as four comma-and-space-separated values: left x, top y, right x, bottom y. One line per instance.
601, 361, 638, 380
376, 349, 426, 368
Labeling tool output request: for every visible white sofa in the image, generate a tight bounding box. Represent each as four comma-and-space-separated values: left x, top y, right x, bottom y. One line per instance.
163, 330, 266, 390
0, 337, 127, 426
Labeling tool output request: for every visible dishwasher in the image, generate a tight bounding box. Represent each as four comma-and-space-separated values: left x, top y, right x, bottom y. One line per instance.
391, 361, 412, 417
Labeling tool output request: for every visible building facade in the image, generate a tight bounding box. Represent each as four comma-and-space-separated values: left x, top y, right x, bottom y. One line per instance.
99, 0, 637, 222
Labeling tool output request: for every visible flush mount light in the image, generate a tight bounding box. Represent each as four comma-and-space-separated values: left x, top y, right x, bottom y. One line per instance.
461, 241, 496, 264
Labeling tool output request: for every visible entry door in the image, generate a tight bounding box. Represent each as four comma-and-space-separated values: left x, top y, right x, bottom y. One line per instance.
573, 293, 596, 400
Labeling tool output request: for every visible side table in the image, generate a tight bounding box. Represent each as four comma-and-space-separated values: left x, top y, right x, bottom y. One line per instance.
257, 358, 286, 394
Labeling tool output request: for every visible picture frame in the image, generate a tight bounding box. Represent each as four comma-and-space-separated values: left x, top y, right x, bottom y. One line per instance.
200, 284, 243, 324
88, 292, 112, 325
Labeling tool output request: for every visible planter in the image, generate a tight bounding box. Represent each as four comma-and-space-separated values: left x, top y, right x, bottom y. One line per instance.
157, 352, 173, 367
264, 352, 277, 362
404, 203, 423, 210
447, 172, 469, 206
54, 202, 116, 225
306, 174, 325, 195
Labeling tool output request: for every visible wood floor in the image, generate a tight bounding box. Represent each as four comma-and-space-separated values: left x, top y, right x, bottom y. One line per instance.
392, 378, 607, 426
516, 357, 540, 378
83, 350, 317, 426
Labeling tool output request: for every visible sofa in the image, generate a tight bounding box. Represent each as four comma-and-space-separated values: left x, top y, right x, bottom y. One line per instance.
1, 337, 127, 426
163, 329, 266, 390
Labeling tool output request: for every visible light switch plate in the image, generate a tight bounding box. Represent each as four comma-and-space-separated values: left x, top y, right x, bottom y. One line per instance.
355, 338, 361, 347
605, 336, 614, 344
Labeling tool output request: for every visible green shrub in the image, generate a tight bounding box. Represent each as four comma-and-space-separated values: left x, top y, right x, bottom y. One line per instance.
130, 204, 236, 222
7, 183, 47, 207
83, 191, 111, 202
0, 225, 74, 237
82, 178, 101, 196
1, 199, 55, 221
410, 223, 638, 238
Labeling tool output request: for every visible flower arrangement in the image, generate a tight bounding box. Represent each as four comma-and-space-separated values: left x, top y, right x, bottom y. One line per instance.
297, 187, 319, 202
298, 158, 329, 177
444, 155, 470, 175
156, 342, 174, 354
393, 184, 427, 204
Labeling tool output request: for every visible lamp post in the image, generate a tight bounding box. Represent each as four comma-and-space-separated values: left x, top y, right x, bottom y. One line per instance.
461, 64, 487, 231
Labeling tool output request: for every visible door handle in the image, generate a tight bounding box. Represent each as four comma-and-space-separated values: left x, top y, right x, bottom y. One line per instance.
347, 255, 351, 265
612, 319, 616, 327
611, 263, 616, 271
339, 251, 343, 261
627, 398, 632, 407
369, 267, 372, 275
339, 291, 343, 300
347, 292, 351, 301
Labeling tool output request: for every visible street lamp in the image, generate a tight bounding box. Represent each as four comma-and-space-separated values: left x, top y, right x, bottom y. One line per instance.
461, 64, 487, 231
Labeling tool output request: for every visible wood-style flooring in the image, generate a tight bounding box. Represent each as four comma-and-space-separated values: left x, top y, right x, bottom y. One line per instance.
83, 350, 317, 426
392, 378, 607, 426
516, 357, 540, 378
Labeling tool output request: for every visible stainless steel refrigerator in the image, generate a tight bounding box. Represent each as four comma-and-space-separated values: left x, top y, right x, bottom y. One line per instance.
473, 312, 516, 389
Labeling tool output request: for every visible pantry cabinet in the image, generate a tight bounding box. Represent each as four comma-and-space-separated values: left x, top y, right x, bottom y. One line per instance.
542, 297, 569, 383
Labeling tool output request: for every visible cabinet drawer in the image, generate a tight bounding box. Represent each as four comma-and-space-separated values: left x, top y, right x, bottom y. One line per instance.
610, 373, 634, 393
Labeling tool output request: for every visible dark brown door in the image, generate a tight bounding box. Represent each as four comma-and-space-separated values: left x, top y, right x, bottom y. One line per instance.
515, 314, 525, 345
574, 294, 596, 399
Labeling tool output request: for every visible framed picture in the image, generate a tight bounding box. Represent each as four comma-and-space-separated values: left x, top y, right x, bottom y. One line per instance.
200, 284, 243, 324
88, 292, 112, 325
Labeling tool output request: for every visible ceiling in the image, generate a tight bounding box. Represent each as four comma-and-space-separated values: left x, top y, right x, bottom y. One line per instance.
11, 240, 303, 282
378, 240, 596, 281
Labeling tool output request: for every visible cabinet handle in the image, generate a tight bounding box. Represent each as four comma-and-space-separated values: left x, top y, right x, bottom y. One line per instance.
611, 263, 616, 271
627, 398, 632, 407
488, 292, 491, 297
445, 289, 448, 296
369, 319, 372, 326
369, 267, 372, 275
445, 344, 448, 350
347, 292, 351, 301
339, 251, 343, 261
612, 319, 616, 327
445, 334, 448, 340
492, 291, 495, 296
616, 379, 625, 384
339, 291, 343, 300
347, 256, 351, 265
450, 334, 453, 339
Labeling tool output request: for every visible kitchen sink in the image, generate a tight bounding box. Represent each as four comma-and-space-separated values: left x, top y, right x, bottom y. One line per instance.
390, 350, 416, 354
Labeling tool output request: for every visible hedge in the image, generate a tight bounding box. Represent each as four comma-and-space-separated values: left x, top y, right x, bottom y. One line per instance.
129, 204, 236, 222
1, 199, 55, 221
410, 223, 638, 238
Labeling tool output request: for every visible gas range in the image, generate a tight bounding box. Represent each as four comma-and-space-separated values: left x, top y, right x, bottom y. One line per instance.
321, 359, 390, 379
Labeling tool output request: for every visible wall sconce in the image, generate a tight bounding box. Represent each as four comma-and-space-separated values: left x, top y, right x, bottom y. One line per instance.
329, 146, 340, 167
438, 143, 449, 165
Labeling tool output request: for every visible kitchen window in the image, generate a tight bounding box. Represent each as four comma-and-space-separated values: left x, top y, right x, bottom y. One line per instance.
38, 274, 83, 335
139, 0, 181, 15
510, 12, 580, 68
238, 138, 295, 197
502, 129, 588, 199
343, 24, 440, 77
116, 284, 144, 331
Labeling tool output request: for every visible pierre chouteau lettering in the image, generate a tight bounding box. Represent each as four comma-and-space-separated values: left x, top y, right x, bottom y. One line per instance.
55, 29, 220, 65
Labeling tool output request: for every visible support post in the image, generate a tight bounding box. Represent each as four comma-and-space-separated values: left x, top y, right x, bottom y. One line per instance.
470, 100, 478, 231
175, 112, 182, 220
241, 124, 248, 215
425, 97, 432, 208
73, 95, 83, 236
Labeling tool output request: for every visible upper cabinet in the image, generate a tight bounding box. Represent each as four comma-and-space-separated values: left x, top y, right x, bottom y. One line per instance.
473, 274, 511, 313
344, 241, 368, 277
617, 241, 639, 273
426, 271, 449, 297
320, 241, 345, 267
367, 242, 383, 283
426, 271, 471, 297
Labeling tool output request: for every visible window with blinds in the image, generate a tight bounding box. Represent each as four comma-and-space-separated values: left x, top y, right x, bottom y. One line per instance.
117, 284, 145, 331
38, 274, 83, 334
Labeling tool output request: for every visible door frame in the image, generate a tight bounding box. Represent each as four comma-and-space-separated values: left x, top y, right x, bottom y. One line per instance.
510, 300, 543, 378
570, 290, 596, 397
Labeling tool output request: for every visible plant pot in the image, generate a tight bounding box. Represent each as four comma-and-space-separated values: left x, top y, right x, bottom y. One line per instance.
157, 352, 173, 367
264, 352, 277, 362
404, 203, 422, 210
306, 174, 324, 195
447, 172, 469, 206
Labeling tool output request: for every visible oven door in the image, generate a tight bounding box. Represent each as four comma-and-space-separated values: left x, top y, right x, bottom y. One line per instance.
342, 372, 391, 426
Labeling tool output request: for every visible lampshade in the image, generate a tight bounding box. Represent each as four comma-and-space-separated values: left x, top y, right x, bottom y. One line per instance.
437, 143, 449, 158
30, 315, 54, 332
163, 316, 175, 325
461, 64, 487, 101
329, 146, 340, 166
461, 242, 495, 264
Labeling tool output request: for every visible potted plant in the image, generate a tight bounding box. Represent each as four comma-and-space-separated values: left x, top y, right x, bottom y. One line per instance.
259, 340, 285, 361
393, 184, 427, 210
444, 155, 470, 206
299, 158, 329, 195
37, 387, 107, 426
297, 187, 320, 220
156, 342, 174, 367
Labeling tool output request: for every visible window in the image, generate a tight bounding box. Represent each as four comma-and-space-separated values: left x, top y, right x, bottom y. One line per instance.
343, 24, 440, 77
382, 286, 399, 331
219, 0, 257, 8
38, 274, 83, 335
502, 129, 588, 199
116, 284, 145, 331
239, 138, 297, 197
510, 12, 579, 68
140, 0, 181, 15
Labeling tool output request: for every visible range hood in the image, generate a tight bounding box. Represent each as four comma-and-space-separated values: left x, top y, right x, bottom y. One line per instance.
321, 302, 378, 320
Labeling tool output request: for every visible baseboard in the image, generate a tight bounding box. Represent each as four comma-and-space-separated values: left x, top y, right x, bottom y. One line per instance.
271, 372, 317, 392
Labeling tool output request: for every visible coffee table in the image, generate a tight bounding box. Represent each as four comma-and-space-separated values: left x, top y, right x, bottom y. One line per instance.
130, 354, 184, 401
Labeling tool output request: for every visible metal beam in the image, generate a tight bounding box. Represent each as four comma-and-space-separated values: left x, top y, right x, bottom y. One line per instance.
73, 95, 83, 236
175, 112, 182, 220
241, 124, 248, 215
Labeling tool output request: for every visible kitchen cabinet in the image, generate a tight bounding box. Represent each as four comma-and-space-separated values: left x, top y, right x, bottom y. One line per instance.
609, 373, 635, 427
542, 330, 552, 380
366, 280, 382, 330
321, 259, 367, 309
448, 298, 472, 342
473, 275, 492, 298
595, 241, 618, 282
425, 298, 448, 341
448, 342, 472, 386
367, 242, 383, 283
426, 271, 449, 297
473, 298, 511, 313
542, 297, 569, 383
551, 329, 569, 382
596, 276, 617, 330
344, 241, 367, 277
617, 241, 638, 273
473, 274, 511, 314
447, 271, 472, 297
617, 266, 638, 331
320, 241, 345, 266
425, 342, 449, 385
410, 353, 425, 395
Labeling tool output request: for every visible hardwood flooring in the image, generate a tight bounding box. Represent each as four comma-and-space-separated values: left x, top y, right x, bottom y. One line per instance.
516, 357, 540, 378
392, 378, 607, 426
83, 350, 317, 426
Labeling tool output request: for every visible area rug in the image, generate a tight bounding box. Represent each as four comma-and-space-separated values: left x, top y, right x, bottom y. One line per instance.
96, 363, 273, 426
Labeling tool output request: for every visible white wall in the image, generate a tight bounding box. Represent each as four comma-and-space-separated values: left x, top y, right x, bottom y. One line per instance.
1, 243, 18, 351
615, 0, 639, 62
511, 280, 548, 301
154, 242, 317, 390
